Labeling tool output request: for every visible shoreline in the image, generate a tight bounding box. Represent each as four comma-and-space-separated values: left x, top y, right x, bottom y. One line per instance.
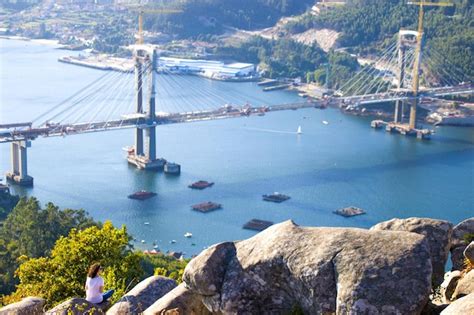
0, 35, 64, 47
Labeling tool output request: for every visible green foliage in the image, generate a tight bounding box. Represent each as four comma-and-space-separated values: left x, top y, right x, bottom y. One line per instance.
4, 221, 142, 307
464, 233, 474, 243
141, 253, 188, 283
0, 198, 96, 296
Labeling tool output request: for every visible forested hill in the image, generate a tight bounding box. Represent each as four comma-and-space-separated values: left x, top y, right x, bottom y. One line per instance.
145, 0, 315, 37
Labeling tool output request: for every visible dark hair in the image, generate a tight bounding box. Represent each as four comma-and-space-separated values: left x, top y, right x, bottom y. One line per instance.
88, 263, 101, 278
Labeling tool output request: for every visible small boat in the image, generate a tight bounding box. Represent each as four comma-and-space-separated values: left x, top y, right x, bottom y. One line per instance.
184, 232, 193, 238
141, 240, 146, 243
191, 201, 222, 213
153, 244, 159, 249
170, 240, 177, 244
322, 120, 329, 125
297, 126, 302, 134
144, 222, 150, 225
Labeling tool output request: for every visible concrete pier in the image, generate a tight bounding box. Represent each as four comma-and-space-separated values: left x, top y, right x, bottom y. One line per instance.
6, 140, 33, 186
371, 120, 431, 140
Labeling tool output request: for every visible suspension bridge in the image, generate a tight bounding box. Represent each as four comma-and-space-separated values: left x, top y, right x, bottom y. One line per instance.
1, 27, 473, 186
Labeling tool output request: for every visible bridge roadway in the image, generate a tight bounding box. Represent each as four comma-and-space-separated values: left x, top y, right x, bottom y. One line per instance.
0, 101, 320, 144
1, 83, 472, 144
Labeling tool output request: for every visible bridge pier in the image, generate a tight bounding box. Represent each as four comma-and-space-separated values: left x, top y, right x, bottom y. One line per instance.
127, 48, 167, 170
6, 140, 33, 186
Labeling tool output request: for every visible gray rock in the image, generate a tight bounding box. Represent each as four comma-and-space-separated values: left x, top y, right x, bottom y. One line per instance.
182, 220, 432, 314
45, 298, 109, 315
371, 217, 452, 287
107, 276, 177, 315
464, 241, 474, 264
441, 293, 474, 315
451, 218, 474, 271
452, 269, 474, 300
440, 270, 462, 303
0, 297, 45, 315
143, 283, 212, 315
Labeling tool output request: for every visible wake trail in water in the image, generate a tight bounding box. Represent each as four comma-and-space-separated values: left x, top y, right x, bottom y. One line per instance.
243, 127, 298, 135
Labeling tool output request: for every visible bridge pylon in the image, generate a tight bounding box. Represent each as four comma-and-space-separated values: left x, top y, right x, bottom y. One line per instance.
127, 48, 166, 170
393, 30, 419, 124
6, 140, 34, 186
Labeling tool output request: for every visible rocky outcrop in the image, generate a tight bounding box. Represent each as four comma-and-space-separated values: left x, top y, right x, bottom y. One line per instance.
371, 217, 452, 286
452, 269, 474, 300
176, 220, 432, 314
45, 298, 110, 315
107, 276, 177, 315
451, 218, 474, 270
143, 283, 213, 315
441, 293, 474, 315
0, 297, 45, 315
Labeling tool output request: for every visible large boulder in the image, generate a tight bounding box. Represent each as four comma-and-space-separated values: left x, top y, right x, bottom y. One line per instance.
441, 293, 474, 315
0, 297, 45, 315
107, 276, 177, 315
371, 217, 452, 287
45, 298, 110, 315
143, 283, 213, 315
182, 220, 432, 314
451, 218, 474, 271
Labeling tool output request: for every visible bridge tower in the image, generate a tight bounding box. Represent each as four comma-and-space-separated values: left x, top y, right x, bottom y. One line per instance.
6, 140, 34, 186
394, 30, 419, 123
127, 48, 166, 170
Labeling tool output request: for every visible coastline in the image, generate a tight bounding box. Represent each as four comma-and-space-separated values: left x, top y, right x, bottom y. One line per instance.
0, 35, 63, 47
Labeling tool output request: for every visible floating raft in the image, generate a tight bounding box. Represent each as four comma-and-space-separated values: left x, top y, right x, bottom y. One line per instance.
128, 190, 157, 200
188, 180, 214, 190
191, 201, 222, 213
333, 206, 366, 217
262, 192, 290, 203
243, 219, 274, 231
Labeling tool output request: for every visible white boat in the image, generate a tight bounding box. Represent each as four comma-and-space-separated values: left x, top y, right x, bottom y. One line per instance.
144, 222, 150, 225
184, 232, 193, 238
170, 240, 177, 244
296, 126, 302, 134
322, 120, 329, 125
141, 240, 145, 243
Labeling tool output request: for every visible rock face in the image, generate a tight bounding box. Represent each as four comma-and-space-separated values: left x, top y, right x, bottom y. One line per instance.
179, 220, 432, 314
143, 283, 213, 315
451, 218, 474, 271
45, 298, 110, 315
371, 217, 452, 286
107, 276, 177, 315
0, 297, 45, 315
441, 293, 474, 315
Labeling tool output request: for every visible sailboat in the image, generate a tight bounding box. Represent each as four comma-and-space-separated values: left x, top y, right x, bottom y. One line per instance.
297, 126, 302, 134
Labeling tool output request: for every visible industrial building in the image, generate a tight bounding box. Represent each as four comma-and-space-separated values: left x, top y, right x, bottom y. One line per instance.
158, 57, 256, 80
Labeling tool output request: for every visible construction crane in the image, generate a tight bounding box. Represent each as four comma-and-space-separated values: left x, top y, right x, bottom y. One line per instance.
126, 3, 183, 45
406, 0, 453, 129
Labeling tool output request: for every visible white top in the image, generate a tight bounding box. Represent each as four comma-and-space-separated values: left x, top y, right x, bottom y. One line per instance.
85, 276, 104, 304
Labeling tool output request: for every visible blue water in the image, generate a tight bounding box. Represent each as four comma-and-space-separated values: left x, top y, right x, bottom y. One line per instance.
1, 39, 473, 256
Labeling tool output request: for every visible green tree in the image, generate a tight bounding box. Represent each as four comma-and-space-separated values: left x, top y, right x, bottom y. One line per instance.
0, 198, 96, 296
5, 221, 142, 307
